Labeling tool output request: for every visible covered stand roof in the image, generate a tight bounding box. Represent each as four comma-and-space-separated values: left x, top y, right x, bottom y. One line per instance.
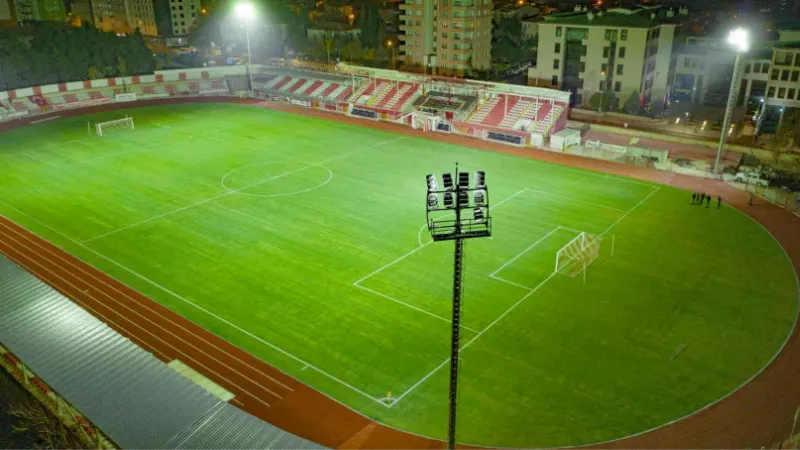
0, 255, 325, 450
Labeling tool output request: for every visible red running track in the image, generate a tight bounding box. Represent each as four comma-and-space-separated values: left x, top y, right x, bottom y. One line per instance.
1, 97, 799, 449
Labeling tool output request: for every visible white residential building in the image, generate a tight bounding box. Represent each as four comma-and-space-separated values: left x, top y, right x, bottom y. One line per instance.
530, 5, 698, 111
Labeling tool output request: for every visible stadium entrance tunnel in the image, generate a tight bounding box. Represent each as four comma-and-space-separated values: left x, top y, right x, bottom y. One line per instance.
221, 161, 333, 197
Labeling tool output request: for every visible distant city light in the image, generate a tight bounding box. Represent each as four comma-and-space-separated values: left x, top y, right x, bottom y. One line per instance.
727, 27, 749, 53
201, 8, 207, 13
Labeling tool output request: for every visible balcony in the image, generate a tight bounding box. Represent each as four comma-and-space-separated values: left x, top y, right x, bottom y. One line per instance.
452, 0, 476, 6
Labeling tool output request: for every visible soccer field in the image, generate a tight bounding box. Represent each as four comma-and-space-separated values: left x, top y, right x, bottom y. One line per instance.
1, 102, 797, 447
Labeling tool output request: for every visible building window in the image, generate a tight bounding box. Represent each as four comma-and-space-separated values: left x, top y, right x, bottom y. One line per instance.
556, 26, 562, 37
762, 64, 769, 73
792, 71, 799, 82
616, 64, 623, 75
603, 47, 609, 58
684, 58, 690, 68
580, 62, 585, 72
552, 75, 559, 85
619, 47, 626, 58
621, 29, 627, 41
578, 78, 584, 89
789, 88, 797, 100
580, 45, 587, 56
768, 86, 776, 97
779, 87, 787, 98
614, 81, 621, 92
442, 32, 447, 37
795, 54, 800, 67
553, 59, 559, 69
599, 81, 605, 91
782, 70, 790, 81
601, 63, 607, 74
555, 43, 560, 54
772, 69, 779, 80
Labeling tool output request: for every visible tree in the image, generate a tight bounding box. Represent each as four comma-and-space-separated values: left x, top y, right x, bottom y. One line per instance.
117, 56, 129, 77
768, 111, 800, 163
621, 90, 644, 115
588, 90, 617, 111
491, 15, 535, 71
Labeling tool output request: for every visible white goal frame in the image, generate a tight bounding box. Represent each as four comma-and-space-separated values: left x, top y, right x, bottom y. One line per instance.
96, 117, 134, 136
555, 231, 601, 283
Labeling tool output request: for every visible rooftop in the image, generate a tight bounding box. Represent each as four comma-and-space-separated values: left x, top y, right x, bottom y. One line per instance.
542, 5, 691, 27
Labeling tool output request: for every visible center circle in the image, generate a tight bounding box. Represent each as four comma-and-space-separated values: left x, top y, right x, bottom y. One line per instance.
221, 161, 333, 197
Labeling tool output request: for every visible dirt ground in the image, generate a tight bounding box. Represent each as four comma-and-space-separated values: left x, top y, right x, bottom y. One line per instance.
0, 97, 798, 449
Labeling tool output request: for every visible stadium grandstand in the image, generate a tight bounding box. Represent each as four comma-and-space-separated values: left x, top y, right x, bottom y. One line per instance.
0, 63, 570, 148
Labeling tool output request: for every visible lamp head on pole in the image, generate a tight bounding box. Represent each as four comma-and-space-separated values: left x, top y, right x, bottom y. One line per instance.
235, 2, 255, 20
727, 27, 749, 53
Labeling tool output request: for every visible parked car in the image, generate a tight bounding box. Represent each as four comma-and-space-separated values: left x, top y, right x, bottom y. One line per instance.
779, 180, 800, 193
734, 172, 769, 186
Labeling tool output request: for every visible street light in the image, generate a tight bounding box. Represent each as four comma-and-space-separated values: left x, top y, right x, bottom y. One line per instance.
425, 164, 491, 450
714, 27, 749, 173
387, 40, 395, 70
235, 2, 255, 95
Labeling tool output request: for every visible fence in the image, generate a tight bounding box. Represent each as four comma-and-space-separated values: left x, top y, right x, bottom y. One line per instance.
746, 182, 800, 215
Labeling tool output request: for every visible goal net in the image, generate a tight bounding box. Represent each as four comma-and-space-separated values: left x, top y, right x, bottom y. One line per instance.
555, 232, 601, 278
96, 117, 134, 136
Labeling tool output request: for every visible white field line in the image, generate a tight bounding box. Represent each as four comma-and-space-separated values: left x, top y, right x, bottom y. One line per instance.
600, 186, 660, 237
353, 283, 479, 333
353, 189, 526, 332
390, 272, 557, 405
488, 226, 564, 278
389, 186, 661, 406
80, 137, 404, 244
525, 188, 629, 213
488, 274, 535, 291
0, 216, 294, 393
0, 227, 276, 407
0, 200, 389, 408
30, 115, 61, 124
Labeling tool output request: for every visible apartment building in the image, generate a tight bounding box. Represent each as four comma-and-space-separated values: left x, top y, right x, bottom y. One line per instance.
399, 0, 493, 76
532, 5, 696, 111
670, 36, 740, 107
166, 0, 199, 36
92, 0, 157, 36
14, 0, 66, 22
1, 0, 15, 25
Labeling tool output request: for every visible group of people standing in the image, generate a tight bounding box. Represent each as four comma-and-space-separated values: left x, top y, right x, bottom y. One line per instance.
692, 192, 722, 209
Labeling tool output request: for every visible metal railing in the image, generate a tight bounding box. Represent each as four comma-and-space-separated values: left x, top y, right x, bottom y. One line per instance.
745, 182, 800, 214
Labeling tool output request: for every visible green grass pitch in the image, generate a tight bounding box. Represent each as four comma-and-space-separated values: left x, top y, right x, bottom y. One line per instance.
0, 103, 797, 447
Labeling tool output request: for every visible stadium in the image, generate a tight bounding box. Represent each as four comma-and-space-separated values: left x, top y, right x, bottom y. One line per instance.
0, 63, 799, 449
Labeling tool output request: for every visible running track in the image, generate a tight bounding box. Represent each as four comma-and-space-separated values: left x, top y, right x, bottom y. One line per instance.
1, 97, 799, 449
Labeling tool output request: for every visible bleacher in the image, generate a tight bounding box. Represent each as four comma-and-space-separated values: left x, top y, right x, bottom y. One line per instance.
414, 90, 477, 117
260, 74, 355, 102
346, 79, 421, 112
466, 94, 567, 136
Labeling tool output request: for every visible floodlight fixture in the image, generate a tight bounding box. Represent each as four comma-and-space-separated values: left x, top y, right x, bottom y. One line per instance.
423, 163, 492, 450
235, 2, 255, 19
727, 27, 749, 53
428, 193, 439, 209
473, 208, 485, 223
443, 192, 454, 208
458, 171, 470, 187
474, 170, 485, 188
427, 174, 438, 191
474, 190, 486, 206
442, 173, 454, 190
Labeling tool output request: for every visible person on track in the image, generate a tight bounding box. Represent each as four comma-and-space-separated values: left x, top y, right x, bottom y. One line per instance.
692, 192, 697, 204
706, 195, 711, 208
717, 195, 722, 209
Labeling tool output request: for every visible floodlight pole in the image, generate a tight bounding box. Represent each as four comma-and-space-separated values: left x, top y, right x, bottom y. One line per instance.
425, 162, 491, 450
714, 45, 745, 173
447, 172, 465, 450
244, 20, 254, 95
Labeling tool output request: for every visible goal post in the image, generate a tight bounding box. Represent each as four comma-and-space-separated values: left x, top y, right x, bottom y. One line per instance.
555, 232, 601, 279
96, 117, 134, 136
